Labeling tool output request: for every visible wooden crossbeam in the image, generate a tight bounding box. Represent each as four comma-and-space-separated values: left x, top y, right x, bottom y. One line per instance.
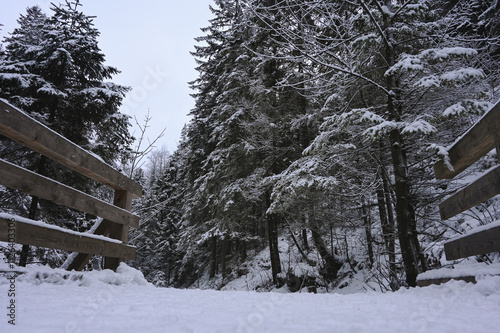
0, 159, 139, 228
439, 165, 500, 220
419, 101, 500, 286
434, 101, 500, 179
0, 99, 142, 197
444, 224, 500, 260
0, 218, 135, 260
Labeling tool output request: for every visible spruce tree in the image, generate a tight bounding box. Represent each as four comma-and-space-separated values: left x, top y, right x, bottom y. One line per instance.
0, 2, 131, 162
0, 2, 133, 267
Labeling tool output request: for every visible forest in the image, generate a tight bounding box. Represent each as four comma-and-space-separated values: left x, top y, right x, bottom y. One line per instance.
1, 0, 499, 292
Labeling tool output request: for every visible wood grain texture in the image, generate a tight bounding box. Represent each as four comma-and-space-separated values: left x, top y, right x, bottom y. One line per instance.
0, 159, 139, 228
0, 218, 135, 260
0, 99, 142, 197
444, 225, 500, 260
434, 101, 500, 179
439, 165, 500, 220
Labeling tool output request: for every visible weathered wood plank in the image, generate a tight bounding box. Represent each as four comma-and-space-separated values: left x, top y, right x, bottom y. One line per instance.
0, 159, 139, 228
439, 165, 500, 220
434, 101, 500, 179
0, 99, 142, 197
444, 224, 500, 260
0, 218, 135, 260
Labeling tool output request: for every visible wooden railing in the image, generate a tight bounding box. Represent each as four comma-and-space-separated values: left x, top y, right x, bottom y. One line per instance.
434, 100, 500, 261
0, 99, 142, 271
417, 100, 500, 287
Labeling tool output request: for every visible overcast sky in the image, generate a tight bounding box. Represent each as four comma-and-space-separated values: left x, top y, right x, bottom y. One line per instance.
0, 0, 214, 153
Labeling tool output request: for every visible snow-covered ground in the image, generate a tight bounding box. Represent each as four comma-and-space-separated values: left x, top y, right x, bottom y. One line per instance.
1, 263, 500, 333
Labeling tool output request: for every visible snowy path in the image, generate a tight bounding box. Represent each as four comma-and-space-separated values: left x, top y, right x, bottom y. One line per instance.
1, 266, 500, 333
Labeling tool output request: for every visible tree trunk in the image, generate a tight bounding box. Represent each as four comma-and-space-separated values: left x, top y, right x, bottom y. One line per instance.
18, 195, 38, 267
19, 155, 48, 267
290, 231, 314, 265
309, 205, 341, 280
302, 229, 309, 250
362, 204, 374, 268
409, 200, 428, 273
239, 239, 247, 262
389, 129, 421, 287
234, 238, 247, 263
209, 235, 217, 278
382, 170, 397, 270
267, 213, 281, 285
221, 236, 231, 278
382, 2, 422, 287
377, 168, 397, 277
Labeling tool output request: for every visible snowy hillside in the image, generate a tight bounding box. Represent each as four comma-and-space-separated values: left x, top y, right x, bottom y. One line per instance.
1, 262, 500, 333
193, 234, 394, 293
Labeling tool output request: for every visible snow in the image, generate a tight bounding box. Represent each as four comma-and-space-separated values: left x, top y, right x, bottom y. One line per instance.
401, 119, 436, 135
1, 262, 500, 332
440, 68, 484, 82
333, 108, 437, 139
363, 120, 398, 137
385, 47, 478, 77
384, 55, 423, 76
352, 33, 378, 46
357, 109, 385, 123
443, 102, 468, 117
380, 5, 393, 17
414, 68, 484, 88
0, 74, 32, 88
428, 143, 452, 170
445, 220, 500, 243
420, 47, 478, 61
37, 84, 68, 97
82, 87, 123, 100
417, 262, 500, 281
443, 100, 493, 126
414, 75, 440, 88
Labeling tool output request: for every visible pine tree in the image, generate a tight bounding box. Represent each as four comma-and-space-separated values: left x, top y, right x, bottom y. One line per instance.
0, 2, 132, 162
0, 2, 133, 267
170, 0, 322, 286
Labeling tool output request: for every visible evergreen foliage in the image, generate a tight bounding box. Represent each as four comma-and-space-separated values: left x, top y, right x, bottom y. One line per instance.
0, 2, 133, 267
1, 0, 499, 290
133, 0, 499, 289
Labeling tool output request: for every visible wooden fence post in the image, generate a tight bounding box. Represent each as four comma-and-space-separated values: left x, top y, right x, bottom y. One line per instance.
104, 190, 134, 270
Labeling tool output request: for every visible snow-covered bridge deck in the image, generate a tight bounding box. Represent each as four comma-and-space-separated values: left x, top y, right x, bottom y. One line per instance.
1, 264, 500, 333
